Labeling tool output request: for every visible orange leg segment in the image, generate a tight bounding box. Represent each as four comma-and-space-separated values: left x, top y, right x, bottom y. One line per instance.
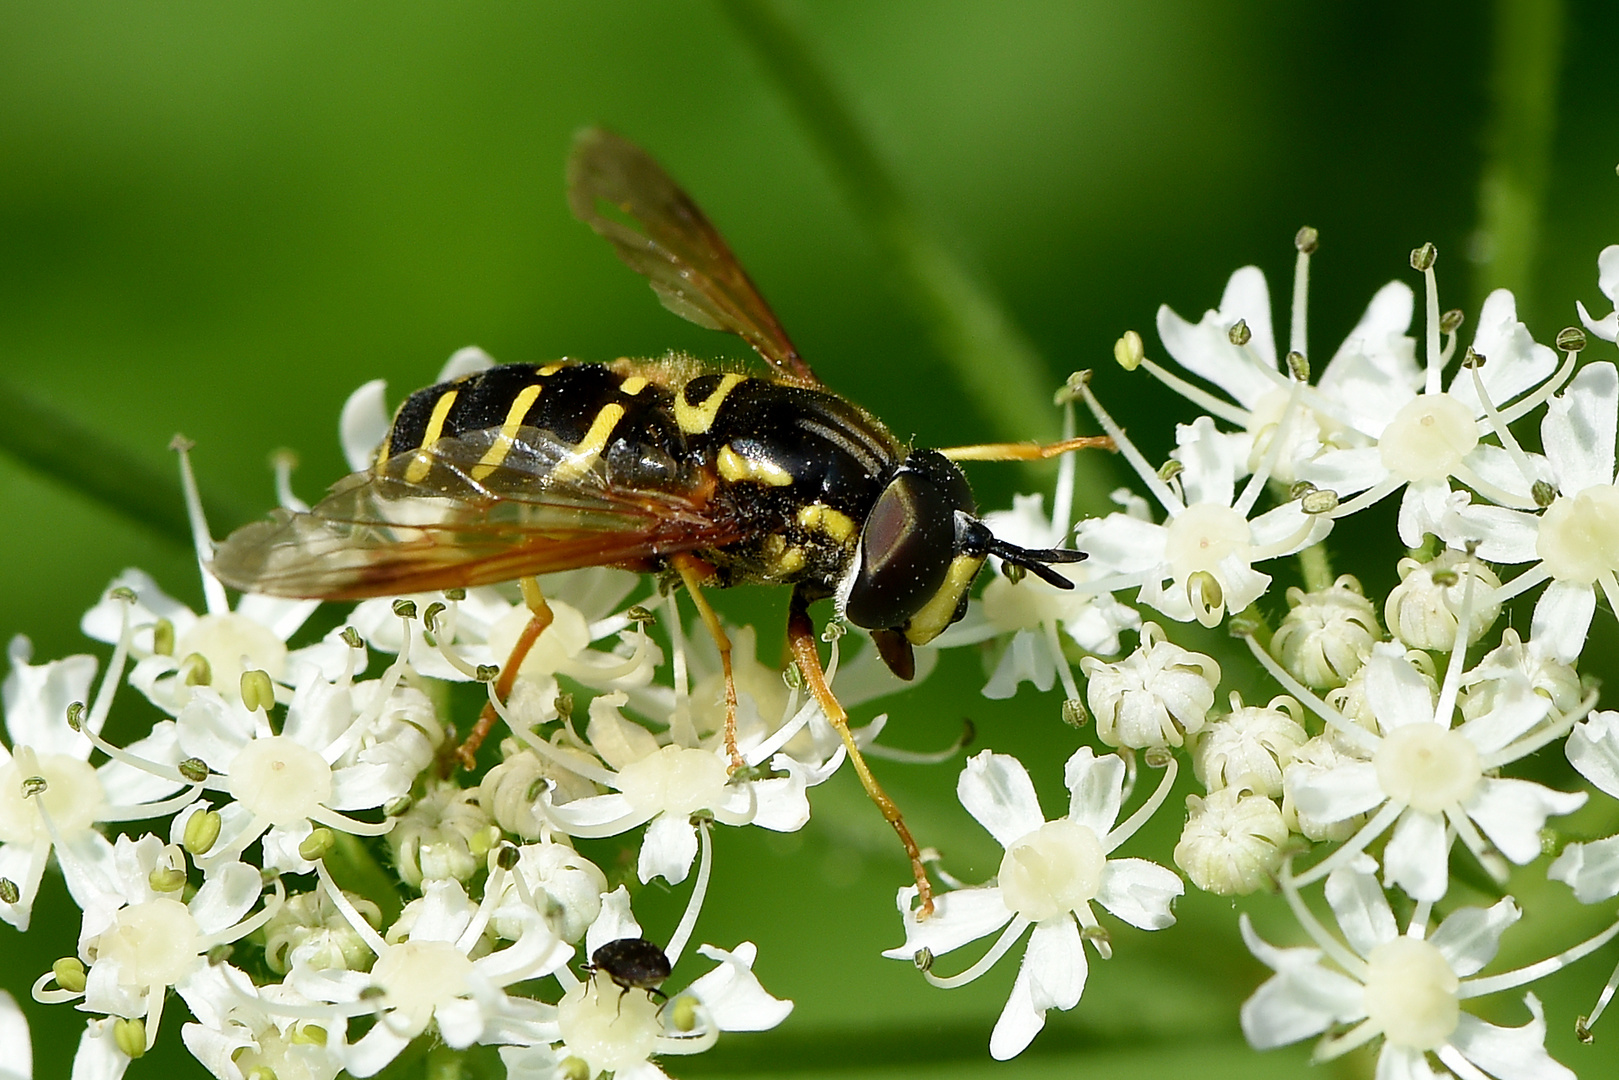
938, 434, 1114, 462
459, 578, 554, 770
787, 590, 934, 919
671, 554, 744, 772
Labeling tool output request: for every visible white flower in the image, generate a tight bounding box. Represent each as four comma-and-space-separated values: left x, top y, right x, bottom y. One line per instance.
1458, 628, 1582, 725
169, 656, 423, 875
82, 567, 349, 716
1080, 622, 1221, 749
1383, 551, 1502, 651
1077, 413, 1330, 629
1270, 576, 1381, 690
1147, 261, 1417, 483
883, 748, 1182, 1059
1440, 362, 1619, 663
1, 635, 190, 930
535, 692, 838, 886
500, 886, 791, 1079
178, 962, 346, 1080
65, 834, 268, 1052
297, 872, 572, 1077
1295, 285, 1561, 543
1173, 786, 1287, 895
1276, 642, 1587, 900
1241, 857, 1617, 1079
489, 840, 609, 944
1192, 692, 1306, 797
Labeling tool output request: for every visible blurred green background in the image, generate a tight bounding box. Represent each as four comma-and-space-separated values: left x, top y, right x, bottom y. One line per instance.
4, 1, 1619, 1076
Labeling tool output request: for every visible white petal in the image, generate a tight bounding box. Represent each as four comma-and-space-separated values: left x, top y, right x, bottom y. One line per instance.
1447, 994, 1572, 1080
343, 1023, 413, 1078
1383, 807, 1450, 901
438, 345, 496, 381
1095, 858, 1182, 929
1174, 416, 1240, 508
0, 991, 31, 1080
1364, 644, 1435, 731
436, 995, 486, 1048
1465, 443, 1543, 501
232, 593, 320, 643
80, 568, 196, 647
689, 942, 793, 1031
1076, 513, 1167, 575
1378, 1044, 1439, 1080
1428, 896, 1519, 977
957, 750, 1046, 848
1566, 711, 1619, 798
1531, 581, 1596, 664
412, 878, 476, 943
1451, 290, 1558, 413
1298, 447, 1388, 497
982, 630, 1054, 700
1547, 835, 1619, 904
1577, 300, 1619, 343
1237, 917, 1365, 1048
173, 689, 253, 770
1398, 479, 1458, 550
881, 885, 1015, 960
340, 378, 391, 473
69, 1019, 128, 1080
1324, 860, 1397, 957
1064, 747, 1124, 835
3, 639, 98, 757
1442, 503, 1540, 564
637, 813, 697, 885
1542, 361, 1617, 494
1455, 678, 1550, 757
1155, 267, 1277, 409
988, 918, 1086, 1060
98, 722, 184, 805
1284, 759, 1386, 823
746, 773, 812, 833
188, 859, 261, 934
585, 693, 661, 773
585, 886, 642, 955
1464, 778, 1586, 864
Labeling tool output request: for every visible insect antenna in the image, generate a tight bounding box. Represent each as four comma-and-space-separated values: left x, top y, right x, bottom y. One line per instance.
986, 538, 1087, 590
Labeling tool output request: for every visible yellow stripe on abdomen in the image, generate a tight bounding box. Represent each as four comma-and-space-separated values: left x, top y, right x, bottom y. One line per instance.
403, 390, 459, 483
470, 383, 544, 481
550, 402, 626, 482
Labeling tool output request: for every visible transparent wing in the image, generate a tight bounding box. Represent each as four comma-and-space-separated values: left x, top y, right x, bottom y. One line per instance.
210, 427, 745, 599
567, 126, 820, 387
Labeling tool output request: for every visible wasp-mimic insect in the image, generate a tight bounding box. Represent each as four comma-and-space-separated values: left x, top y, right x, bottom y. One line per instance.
210, 128, 1108, 915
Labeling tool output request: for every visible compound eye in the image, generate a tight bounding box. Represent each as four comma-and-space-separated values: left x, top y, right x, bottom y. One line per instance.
844, 472, 954, 629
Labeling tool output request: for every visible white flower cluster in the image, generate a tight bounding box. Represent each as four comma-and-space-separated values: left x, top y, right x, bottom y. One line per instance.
10, 241, 1619, 1076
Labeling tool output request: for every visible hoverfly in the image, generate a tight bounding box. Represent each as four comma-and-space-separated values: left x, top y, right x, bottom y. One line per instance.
211, 128, 1107, 915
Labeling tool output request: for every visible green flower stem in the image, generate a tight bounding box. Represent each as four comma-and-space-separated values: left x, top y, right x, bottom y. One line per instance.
720, 0, 1118, 511
1297, 541, 1335, 594
1473, 0, 1564, 311
0, 379, 249, 547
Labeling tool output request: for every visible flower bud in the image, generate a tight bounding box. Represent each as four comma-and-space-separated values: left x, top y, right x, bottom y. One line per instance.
1458, 628, 1583, 723
1081, 622, 1220, 749
492, 841, 609, 944
1282, 735, 1372, 841
388, 780, 494, 887
1271, 575, 1381, 689
1174, 787, 1286, 895
481, 745, 602, 839
263, 887, 382, 974
1192, 693, 1306, 797
1385, 552, 1501, 651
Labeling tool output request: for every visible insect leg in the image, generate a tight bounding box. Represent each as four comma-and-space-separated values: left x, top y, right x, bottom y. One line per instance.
671, 554, 744, 772
787, 588, 935, 919
936, 434, 1114, 461
458, 578, 554, 770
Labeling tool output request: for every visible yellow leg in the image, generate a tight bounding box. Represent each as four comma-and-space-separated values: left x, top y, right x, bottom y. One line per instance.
460, 578, 553, 770
788, 590, 934, 918
672, 554, 744, 772
938, 434, 1114, 462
